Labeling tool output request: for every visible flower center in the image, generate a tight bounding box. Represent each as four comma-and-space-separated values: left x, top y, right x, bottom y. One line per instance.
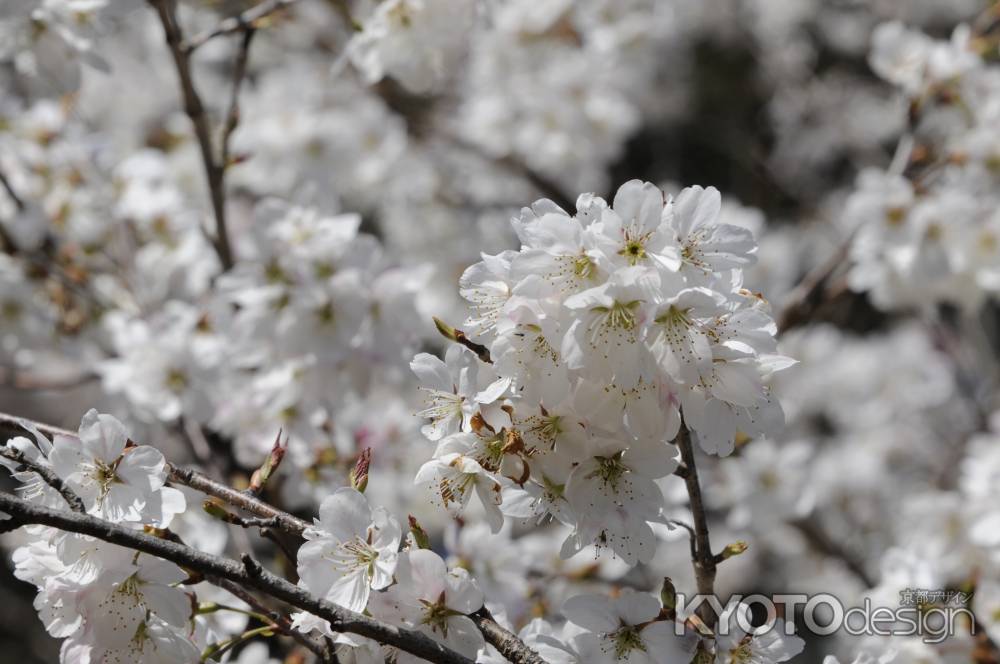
418, 390, 464, 423
315, 301, 335, 325
420, 594, 460, 637
655, 304, 692, 328
593, 300, 640, 332
573, 254, 598, 280
165, 368, 188, 393
92, 458, 121, 502
527, 415, 563, 449
610, 624, 646, 659
334, 535, 380, 579
588, 452, 627, 490
619, 239, 647, 265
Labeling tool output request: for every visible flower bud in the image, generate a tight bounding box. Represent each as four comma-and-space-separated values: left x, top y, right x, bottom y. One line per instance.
350, 448, 372, 493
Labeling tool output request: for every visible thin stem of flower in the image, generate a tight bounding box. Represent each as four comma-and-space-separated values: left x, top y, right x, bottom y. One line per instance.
675, 425, 718, 628
202, 624, 276, 661
210, 577, 334, 663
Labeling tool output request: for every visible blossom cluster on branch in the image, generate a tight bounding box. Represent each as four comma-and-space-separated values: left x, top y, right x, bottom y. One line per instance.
414, 181, 793, 564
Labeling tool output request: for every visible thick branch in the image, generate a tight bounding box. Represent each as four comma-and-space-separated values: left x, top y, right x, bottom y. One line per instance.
469, 608, 546, 664
0, 491, 474, 664
675, 426, 718, 628
148, 0, 235, 271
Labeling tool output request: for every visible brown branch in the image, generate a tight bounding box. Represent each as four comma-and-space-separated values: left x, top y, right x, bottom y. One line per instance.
0, 446, 86, 513
0, 168, 25, 252
675, 425, 718, 628
0, 412, 75, 442
0, 168, 25, 212
0, 367, 98, 391
0, 491, 474, 664
220, 27, 255, 172
438, 134, 575, 213
791, 518, 874, 588
469, 607, 547, 664
184, 0, 297, 52
776, 231, 855, 335
0, 410, 309, 537
212, 577, 335, 663
170, 463, 310, 537
148, 0, 236, 271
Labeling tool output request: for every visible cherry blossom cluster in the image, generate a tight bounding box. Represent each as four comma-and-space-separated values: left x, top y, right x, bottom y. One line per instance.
91, 195, 433, 506
844, 20, 1000, 311
414, 180, 794, 564
1, 412, 199, 662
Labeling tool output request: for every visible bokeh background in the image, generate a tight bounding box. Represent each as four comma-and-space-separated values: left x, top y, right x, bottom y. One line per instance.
2, 0, 1000, 661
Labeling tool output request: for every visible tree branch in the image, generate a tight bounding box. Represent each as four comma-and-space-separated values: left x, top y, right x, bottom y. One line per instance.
184, 0, 298, 52
0, 411, 309, 537
0, 168, 25, 212
0, 446, 86, 513
675, 425, 718, 628
220, 27, 255, 173
469, 607, 547, 664
170, 464, 310, 537
148, 0, 236, 271
776, 230, 855, 335
790, 518, 874, 588
0, 491, 475, 664
211, 576, 335, 663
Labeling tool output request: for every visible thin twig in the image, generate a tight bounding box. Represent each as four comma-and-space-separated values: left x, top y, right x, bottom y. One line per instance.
439, 133, 576, 213
0, 410, 309, 537
220, 28, 256, 172
212, 577, 334, 663
675, 425, 718, 628
0, 169, 25, 211
776, 229, 856, 335
0, 412, 75, 441
171, 463, 310, 537
0, 491, 475, 664
0, 447, 86, 513
668, 519, 698, 562
184, 0, 297, 52
148, 0, 236, 271
791, 518, 874, 588
0, 168, 25, 252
